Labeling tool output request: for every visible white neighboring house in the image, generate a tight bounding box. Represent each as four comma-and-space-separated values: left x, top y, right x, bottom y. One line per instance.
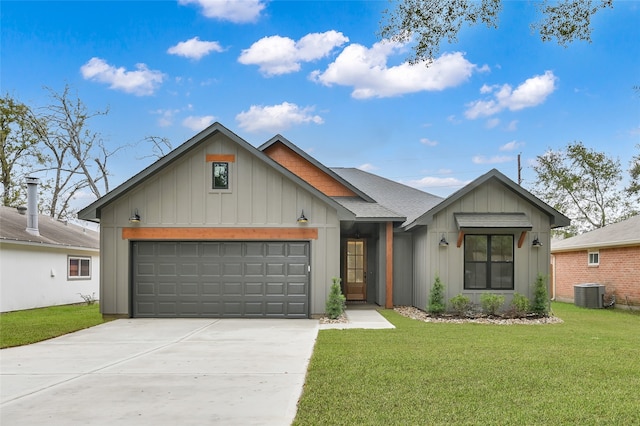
0, 204, 100, 313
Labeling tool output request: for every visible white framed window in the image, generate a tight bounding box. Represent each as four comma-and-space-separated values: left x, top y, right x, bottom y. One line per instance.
588, 251, 599, 266
68, 256, 91, 280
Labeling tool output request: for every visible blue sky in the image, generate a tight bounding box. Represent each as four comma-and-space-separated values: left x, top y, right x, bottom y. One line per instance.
2, 0, 639, 203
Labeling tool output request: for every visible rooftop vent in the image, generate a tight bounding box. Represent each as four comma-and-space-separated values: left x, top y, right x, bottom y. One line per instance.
574, 284, 605, 309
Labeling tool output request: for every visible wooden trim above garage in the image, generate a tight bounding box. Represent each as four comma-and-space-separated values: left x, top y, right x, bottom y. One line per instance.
122, 227, 318, 240
205, 154, 236, 163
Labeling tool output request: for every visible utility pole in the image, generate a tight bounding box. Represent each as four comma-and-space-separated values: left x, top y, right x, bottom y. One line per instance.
517, 153, 522, 185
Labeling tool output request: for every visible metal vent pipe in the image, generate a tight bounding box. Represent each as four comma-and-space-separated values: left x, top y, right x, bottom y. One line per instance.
26, 177, 39, 236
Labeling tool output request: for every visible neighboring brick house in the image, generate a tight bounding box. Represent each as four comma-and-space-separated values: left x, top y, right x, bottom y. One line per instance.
551, 215, 640, 308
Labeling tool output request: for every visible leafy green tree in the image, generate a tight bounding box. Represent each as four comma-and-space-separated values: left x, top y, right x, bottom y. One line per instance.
0, 95, 41, 206
628, 144, 640, 199
531, 141, 636, 236
380, 0, 613, 64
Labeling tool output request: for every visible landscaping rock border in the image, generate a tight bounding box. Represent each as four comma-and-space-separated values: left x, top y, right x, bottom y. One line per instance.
394, 306, 564, 325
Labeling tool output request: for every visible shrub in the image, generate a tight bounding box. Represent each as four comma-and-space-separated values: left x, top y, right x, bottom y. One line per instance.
532, 273, 549, 316
510, 293, 530, 317
480, 293, 505, 316
449, 294, 472, 317
325, 277, 346, 319
428, 275, 446, 315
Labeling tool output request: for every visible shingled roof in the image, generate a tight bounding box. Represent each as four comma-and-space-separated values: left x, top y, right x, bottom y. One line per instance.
331, 168, 444, 227
551, 214, 640, 252
0, 206, 99, 250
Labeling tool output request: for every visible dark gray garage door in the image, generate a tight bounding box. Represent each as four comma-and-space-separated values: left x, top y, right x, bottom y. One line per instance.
132, 241, 309, 318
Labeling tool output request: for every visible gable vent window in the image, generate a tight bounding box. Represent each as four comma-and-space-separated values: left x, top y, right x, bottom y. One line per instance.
588, 251, 599, 266
68, 256, 91, 280
212, 162, 229, 189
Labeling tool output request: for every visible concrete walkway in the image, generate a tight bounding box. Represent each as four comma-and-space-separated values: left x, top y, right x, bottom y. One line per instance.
1, 309, 393, 426
319, 308, 396, 330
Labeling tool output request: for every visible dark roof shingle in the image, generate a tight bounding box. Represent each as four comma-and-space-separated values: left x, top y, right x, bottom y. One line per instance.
0, 206, 99, 250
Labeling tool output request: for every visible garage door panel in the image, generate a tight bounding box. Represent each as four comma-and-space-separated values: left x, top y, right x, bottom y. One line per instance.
157, 243, 177, 256
287, 282, 306, 295
202, 282, 221, 294
222, 243, 243, 257
132, 241, 309, 318
266, 282, 284, 295
245, 282, 264, 295
266, 263, 285, 276
287, 263, 307, 276
158, 283, 177, 296
245, 243, 266, 257
244, 263, 264, 276
201, 263, 221, 276
158, 264, 177, 276
223, 263, 242, 276
267, 243, 286, 257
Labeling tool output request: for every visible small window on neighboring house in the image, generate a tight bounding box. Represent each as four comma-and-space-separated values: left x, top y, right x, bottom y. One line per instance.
588, 251, 599, 266
68, 256, 91, 280
212, 162, 229, 189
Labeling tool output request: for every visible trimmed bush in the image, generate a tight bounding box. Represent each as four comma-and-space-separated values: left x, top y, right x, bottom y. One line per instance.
428, 275, 446, 315
480, 293, 505, 316
510, 293, 530, 317
326, 277, 346, 319
449, 294, 472, 317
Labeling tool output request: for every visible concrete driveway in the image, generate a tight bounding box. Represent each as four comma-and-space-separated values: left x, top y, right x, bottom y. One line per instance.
1, 318, 319, 426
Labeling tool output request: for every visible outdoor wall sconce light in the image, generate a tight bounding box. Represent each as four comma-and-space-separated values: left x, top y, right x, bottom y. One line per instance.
129, 209, 141, 223
297, 210, 308, 223
439, 234, 449, 247
532, 235, 542, 247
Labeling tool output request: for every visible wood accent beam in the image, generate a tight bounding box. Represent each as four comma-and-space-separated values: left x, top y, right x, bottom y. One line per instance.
457, 231, 464, 248
122, 227, 318, 240
205, 154, 236, 163
385, 222, 393, 309
518, 231, 528, 248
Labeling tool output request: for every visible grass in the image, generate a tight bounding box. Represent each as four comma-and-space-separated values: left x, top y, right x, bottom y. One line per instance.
294, 303, 640, 425
0, 303, 107, 348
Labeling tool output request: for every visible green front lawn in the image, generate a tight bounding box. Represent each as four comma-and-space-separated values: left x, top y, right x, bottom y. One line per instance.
294, 303, 640, 425
0, 304, 107, 348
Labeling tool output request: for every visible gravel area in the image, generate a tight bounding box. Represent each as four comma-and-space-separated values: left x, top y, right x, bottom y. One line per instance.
319, 314, 348, 324
394, 306, 564, 325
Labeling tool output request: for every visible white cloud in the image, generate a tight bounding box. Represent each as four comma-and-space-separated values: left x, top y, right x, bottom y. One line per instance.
182, 115, 216, 131
506, 120, 518, 131
420, 138, 438, 147
238, 31, 348, 76
486, 118, 500, 129
357, 163, 377, 172
236, 102, 324, 133
152, 108, 180, 127
465, 71, 558, 119
402, 176, 469, 190
167, 37, 223, 60
500, 140, 525, 151
178, 0, 266, 23
310, 42, 477, 99
472, 155, 514, 164
80, 57, 165, 96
